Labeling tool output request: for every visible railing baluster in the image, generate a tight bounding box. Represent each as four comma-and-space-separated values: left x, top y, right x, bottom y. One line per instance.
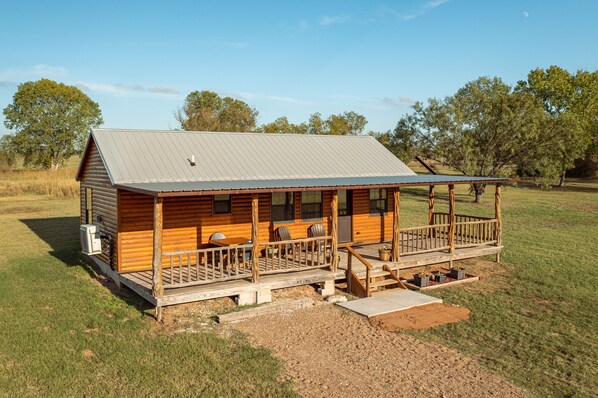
178, 254, 182, 284
169, 255, 173, 285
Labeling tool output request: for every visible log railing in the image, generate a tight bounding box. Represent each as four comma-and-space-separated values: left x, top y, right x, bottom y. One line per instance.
346, 245, 373, 298
163, 244, 253, 288
260, 236, 332, 275
432, 211, 493, 225
454, 219, 497, 248
398, 224, 451, 255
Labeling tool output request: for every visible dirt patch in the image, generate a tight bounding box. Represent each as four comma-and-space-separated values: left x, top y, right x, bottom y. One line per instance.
371, 303, 470, 331
232, 304, 524, 398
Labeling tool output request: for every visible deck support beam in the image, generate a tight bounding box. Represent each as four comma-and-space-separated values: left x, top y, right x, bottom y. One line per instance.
495, 184, 502, 263
330, 190, 338, 271
152, 196, 164, 321
448, 185, 456, 266
428, 185, 435, 225
391, 188, 400, 262
251, 194, 260, 283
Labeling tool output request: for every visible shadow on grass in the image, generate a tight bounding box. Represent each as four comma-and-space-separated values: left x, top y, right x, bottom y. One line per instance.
20, 216, 152, 315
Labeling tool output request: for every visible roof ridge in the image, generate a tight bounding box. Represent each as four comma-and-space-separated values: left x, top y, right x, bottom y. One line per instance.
92, 128, 374, 138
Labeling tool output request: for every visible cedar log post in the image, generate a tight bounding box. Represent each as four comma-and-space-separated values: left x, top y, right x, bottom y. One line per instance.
447, 185, 455, 262
152, 196, 164, 321
251, 194, 260, 282
428, 185, 435, 225
391, 188, 400, 262
330, 190, 338, 271
495, 184, 502, 263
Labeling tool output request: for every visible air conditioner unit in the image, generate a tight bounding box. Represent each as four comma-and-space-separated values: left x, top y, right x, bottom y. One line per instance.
80, 224, 102, 255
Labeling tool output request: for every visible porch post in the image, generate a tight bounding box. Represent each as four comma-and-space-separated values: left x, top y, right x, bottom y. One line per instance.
391, 188, 400, 262
251, 193, 260, 282
330, 190, 338, 271
152, 196, 164, 321
495, 184, 502, 263
428, 185, 435, 225
448, 185, 455, 258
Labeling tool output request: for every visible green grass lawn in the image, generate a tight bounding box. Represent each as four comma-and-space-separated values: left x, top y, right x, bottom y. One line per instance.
399, 180, 598, 398
0, 179, 596, 397
0, 195, 296, 397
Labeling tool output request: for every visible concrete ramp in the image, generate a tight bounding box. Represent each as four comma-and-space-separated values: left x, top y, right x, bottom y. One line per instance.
336, 290, 442, 318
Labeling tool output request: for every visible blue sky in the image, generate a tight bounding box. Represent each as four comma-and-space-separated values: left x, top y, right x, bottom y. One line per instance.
1, 0, 597, 136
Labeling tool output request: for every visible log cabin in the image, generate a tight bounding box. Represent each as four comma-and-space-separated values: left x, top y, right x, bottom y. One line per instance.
77, 128, 512, 319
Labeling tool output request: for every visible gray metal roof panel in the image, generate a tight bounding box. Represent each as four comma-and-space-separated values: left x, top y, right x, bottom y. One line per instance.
116, 175, 512, 195
90, 128, 416, 185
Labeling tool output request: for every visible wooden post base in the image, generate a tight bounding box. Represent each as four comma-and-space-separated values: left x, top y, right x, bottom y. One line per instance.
495, 252, 501, 263
155, 306, 163, 322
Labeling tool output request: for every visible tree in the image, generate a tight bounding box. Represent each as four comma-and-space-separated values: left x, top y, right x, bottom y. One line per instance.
390, 76, 551, 202
516, 66, 597, 186
256, 111, 367, 135
176, 90, 259, 132
0, 135, 16, 171
3, 79, 103, 170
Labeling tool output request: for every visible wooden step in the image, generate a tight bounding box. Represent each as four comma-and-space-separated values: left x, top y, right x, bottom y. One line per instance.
370, 279, 400, 288
355, 270, 392, 280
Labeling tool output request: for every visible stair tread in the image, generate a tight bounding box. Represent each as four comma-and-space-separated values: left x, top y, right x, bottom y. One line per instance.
370, 279, 400, 288
353, 267, 399, 279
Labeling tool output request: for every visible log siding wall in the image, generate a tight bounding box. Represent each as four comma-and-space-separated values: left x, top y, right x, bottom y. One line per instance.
118, 188, 396, 273
79, 139, 118, 269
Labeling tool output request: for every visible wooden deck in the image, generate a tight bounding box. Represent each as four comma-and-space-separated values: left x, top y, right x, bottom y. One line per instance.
119, 242, 500, 306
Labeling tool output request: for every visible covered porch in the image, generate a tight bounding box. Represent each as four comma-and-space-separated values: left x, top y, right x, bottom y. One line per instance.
119, 183, 504, 317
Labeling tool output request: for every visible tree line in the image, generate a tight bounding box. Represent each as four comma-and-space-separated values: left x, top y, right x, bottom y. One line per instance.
2, 66, 596, 201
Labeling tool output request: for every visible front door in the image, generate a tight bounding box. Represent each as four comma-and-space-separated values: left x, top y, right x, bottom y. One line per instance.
338, 190, 352, 243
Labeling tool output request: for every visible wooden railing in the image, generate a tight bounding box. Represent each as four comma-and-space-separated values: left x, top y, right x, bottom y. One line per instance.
399, 224, 450, 255
432, 212, 492, 225
454, 219, 497, 248
260, 236, 332, 275
346, 245, 373, 297
163, 244, 253, 288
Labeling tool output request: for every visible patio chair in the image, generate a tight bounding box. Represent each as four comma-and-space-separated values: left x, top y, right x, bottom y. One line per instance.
274, 226, 296, 254
307, 223, 327, 253
208, 232, 227, 266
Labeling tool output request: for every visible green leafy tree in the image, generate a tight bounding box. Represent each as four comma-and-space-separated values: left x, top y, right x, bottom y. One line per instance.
3, 79, 103, 170
176, 90, 259, 132
516, 66, 597, 186
391, 77, 552, 202
0, 135, 16, 171
257, 111, 367, 135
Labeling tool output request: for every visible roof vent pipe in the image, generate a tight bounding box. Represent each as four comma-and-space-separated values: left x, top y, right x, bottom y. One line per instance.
188, 155, 196, 166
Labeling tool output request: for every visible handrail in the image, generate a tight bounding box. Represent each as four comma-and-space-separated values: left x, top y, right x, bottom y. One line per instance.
346, 245, 373, 297
400, 223, 449, 232
164, 244, 252, 257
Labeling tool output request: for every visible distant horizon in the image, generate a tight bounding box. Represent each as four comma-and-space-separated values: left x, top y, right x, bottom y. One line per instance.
1, 0, 597, 137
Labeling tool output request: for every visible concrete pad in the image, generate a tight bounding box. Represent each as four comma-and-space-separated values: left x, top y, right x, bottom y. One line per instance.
336, 290, 442, 318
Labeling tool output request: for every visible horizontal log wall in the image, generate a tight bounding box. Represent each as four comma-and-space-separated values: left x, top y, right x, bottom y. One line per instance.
79, 139, 118, 269
118, 188, 393, 273
352, 188, 394, 244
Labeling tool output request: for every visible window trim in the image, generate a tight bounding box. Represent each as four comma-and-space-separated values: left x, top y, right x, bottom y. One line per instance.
369, 188, 388, 216
213, 194, 232, 215
271, 192, 295, 224
301, 191, 323, 222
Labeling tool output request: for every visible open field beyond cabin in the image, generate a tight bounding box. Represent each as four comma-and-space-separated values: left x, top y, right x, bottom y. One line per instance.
0, 167, 596, 397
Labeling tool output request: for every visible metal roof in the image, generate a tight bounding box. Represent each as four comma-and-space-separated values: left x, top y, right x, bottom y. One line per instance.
85, 128, 416, 185
117, 175, 512, 196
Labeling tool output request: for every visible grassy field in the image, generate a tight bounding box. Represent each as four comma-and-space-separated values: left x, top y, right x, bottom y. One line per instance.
0, 164, 596, 397
0, 191, 296, 396
399, 180, 598, 398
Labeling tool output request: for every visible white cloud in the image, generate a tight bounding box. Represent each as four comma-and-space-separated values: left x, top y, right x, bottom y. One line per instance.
331, 94, 415, 107
76, 82, 181, 98
233, 91, 317, 105
523, 11, 529, 18
403, 0, 450, 20
0, 64, 69, 83
320, 15, 350, 26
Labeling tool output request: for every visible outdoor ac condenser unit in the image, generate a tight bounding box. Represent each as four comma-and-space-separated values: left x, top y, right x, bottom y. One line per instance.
80, 224, 102, 255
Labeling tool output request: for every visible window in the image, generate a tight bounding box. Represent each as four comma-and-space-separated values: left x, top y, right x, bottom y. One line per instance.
213, 194, 231, 214
369, 189, 387, 215
301, 191, 322, 220
85, 187, 92, 224
271, 192, 294, 223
